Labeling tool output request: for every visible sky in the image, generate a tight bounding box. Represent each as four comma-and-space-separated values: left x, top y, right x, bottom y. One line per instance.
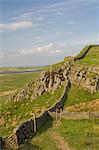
0, 0, 98, 67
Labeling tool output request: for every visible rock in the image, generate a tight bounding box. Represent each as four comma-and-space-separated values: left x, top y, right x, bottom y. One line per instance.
10, 62, 99, 102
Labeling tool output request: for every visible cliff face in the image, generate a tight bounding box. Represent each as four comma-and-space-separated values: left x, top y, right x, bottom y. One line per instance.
70, 64, 99, 93
11, 62, 99, 102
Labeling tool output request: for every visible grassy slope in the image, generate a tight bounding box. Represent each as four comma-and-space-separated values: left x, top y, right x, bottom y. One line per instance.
64, 84, 99, 107
0, 85, 64, 137
0, 72, 41, 110
19, 46, 99, 150
21, 118, 99, 150
18, 119, 58, 150
77, 46, 99, 65
57, 119, 99, 150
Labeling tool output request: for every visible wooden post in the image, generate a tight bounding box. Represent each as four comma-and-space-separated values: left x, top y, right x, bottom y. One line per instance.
33, 113, 36, 133
59, 109, 62, 120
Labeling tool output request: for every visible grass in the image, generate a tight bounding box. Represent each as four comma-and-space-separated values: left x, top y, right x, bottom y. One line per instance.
18, 118, 58, 150
57, 119, 99, 150
0, 85, 64, 137
77, 46, 99, 66
76, 45, 89, 58
64, 84, 99, 107
0, 71, 41, 110
19, 118, 99, 150
0, 66, 42, 72
31, 132, 58, 150
0, 72, 40, 92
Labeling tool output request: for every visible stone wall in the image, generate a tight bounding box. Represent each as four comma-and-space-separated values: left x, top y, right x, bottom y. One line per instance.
4, 112, 50, 149
51, 111, 99, 120
74, 45, 99, 61
49, 80, 70, 112
3, 81, 70, 149
4, 133, 19, 149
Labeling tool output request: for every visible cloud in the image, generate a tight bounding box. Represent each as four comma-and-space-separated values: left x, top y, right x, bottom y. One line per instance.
21, 43, 62, 55
0, 43, 63, 59
0, 21, 33, 31
50, 50, 62, 54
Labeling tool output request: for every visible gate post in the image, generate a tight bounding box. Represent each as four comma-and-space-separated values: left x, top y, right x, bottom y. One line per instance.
33, 113, 36, 133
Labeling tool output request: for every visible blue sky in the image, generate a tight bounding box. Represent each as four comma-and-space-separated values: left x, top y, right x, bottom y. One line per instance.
0, 0, 98, 67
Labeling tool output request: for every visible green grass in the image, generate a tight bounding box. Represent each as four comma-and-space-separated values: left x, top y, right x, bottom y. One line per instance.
77, 46, 99, 66
20, 118, 99, 150
0, 66, 41, 72
0, 72, 40, 92
64, 84, 99, 107
31, 132, 58, 150
0, 85, 64, 137
18, 118, 58, 150
76, 45, 89, 58
57, 120, 99, 150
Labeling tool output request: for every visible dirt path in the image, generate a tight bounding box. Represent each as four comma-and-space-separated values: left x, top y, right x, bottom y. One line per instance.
51, 131, 71, 150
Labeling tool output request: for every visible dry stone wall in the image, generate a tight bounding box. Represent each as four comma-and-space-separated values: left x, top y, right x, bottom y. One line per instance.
74, 45, 99, 60
3, 112, 50, 149
3, 80, 70, 149
51, 111, 99, 120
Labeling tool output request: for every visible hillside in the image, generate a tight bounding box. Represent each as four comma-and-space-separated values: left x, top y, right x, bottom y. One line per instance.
75, 45, 99, 65
0, 44, 99, 149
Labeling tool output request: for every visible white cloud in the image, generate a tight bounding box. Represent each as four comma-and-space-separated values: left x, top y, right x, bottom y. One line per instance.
0, 43, 63, 59
50, 49, 62, 54
20, 43, 55, 54
0, 21, 33, 31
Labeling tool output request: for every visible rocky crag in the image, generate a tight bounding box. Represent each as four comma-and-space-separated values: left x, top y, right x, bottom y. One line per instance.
11, 61, 99, 102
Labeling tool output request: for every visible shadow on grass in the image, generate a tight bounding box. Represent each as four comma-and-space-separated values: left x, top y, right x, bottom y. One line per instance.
18, 114, 53, 150
37, 113, 53, 135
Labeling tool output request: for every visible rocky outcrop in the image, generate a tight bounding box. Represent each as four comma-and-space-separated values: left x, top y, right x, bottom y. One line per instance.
70, 64, 99, 93
12, 62, 71, 102
11, 61, 99, 102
